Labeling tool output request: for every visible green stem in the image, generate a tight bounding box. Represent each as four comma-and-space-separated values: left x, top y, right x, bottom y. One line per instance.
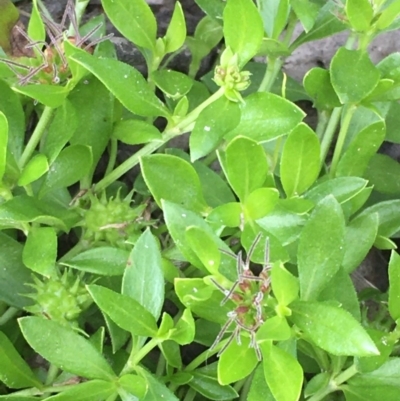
105, 138, 118, 176
315, 109, 331, 140
334, 363, 358, 386
319, 106, 342, 167
329, 104, 356, 177
258, 57, 282, 93
45, 364, 59, 386
238, 373, 254, 401
19, 106, 56, 169
95, 88, 225, 192
121, 338, 161, 375
58, 240, 86, 263
0, 306, 19, 326
182, 387, 196, 401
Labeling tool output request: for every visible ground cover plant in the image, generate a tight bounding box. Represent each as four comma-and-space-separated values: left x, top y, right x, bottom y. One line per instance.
2, 0, 400, 400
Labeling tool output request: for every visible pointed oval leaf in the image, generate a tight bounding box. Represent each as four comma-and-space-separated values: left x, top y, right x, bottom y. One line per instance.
19, 317, 116, 380
22, 226, 57, 277
261, 342, 303, 401
218, 336, 259, 385
280, 123, 320, 197
271, 262, 299, 306
141, 154, 209, 214
87, 284, 158, 337
28, 0, 45, 42
13, 85, 70, 108
223, 0, 264, 66
0, 331, 42, 389
122, 229, 164, 320
224, 136, 268, 202
164, 2, 186, 54
330, 48, 380, 104
102, 0, 156, 50
244, 188, 279, 221
291, 301, 379, 356
152, 69, 193, 100
118, 374, 148, 399
69, 52, 169, 117
18, 154, 49, 186
61, 247, 130, 276
345, 0, 373, 32
298, 195, 345, 300
112, 119, 161, 145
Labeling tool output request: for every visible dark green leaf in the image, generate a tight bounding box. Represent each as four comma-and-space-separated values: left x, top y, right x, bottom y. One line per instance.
70, 52, 169, 117
291, 301, 379, 356
349, 358, 400, 387
330, 48, 380, 104
280, 123, 320, 197
248, 364, 275, 401
223, 0, 264, 66
0, 0, 19, 53
0, 232, 33, 308
365, 154, 400, 194
160, 341, 182, 368
0, 331, 42, 389
389, 251, 400, 321
118, 374, 148, 399
152, 69, 192, 100
137, 366, 179, 401
259, 0, 290, 39
343, 384, 400, 401
19, 317, 116, 380
171, 308, 195, 345
101, 0, 156, 50
122, 229, 164, 320
298, 196, 345, 300
87, 284, 158, 337
61, 247, 130, 276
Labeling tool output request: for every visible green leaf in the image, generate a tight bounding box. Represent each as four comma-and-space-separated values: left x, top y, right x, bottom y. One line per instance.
330, 48, 380, 104
101, 0, 156, 50
337, 121, 386, 177
141, 154, 209, 214
13, 85, 70, 108
218, 336, 259, 385
280, 123, 320, 197
248, 364, 275, 401
259, 0, 290, 39
342, 213, 378, 274
256, 316, 291, 342
118, 374, 148, 399
41, 100, 77, 164
164, 2, 186, 54
304, 177, 368, 205
389, 251, 400, 321
271, 262, 299, 307
69, 52, 169, 117
189, 363, 239, 401
61, 247, 130, 276
243, 188, 279, 221
0, 79, 25, 160
357, 199, 400, 238
261, 342, 303, 401
87, 284, 158, 337
171, 308, 195, 345
22, 227, 57, 277
207, 202, 242, 229
223, 0, 264, 66
0, 331, 42, 389
160, 340, 182, 368
18, 153, 49, 187
343, 384, 400, 401
291, 301, 379, 356
190, 96, 240, 162
112, 119, 161, 145
195, 0, 225, 19
152, 69, 193, 100
28, 0, 45, 42
68, 77, 113, 166
303, 67, 341, 110
298, 195, 345, 300
291, 0, 320, 32
137, 366, 179, 401
40, 145, 92, 197
349, 358, 400, 387
0, 111, 7, 181
44, 380, 117, 401
345, 0, 373, 32
225, 92, 305, 142
19, 317, 116, 380
122, 229, 164, 320
0, 0, 19, 53
0, 232, 33, 308
376, 0, 400, 30
365, 154, 400, 194
222, 136, 269, 202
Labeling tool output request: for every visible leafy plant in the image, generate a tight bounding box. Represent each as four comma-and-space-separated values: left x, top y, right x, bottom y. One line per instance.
1, 0, 400, 400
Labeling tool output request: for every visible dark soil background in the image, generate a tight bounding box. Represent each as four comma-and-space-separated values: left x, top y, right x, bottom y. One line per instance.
14, 0, 395, 293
